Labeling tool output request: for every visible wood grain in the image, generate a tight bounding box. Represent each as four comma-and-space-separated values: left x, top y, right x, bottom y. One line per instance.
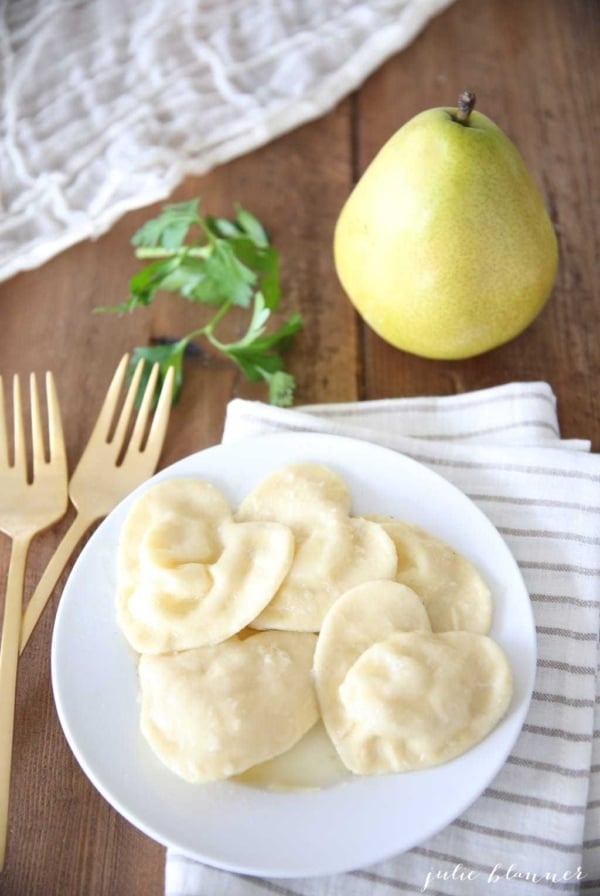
0, 1, 598, 893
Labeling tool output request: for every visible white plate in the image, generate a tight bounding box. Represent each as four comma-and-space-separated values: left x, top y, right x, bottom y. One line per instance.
51, 432, 536, 878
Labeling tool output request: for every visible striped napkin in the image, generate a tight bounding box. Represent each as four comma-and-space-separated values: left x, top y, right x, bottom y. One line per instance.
166, 382, 600, 896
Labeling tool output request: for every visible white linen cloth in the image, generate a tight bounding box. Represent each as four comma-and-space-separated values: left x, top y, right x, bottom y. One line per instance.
0, 0, 453, 283
166, 382, 600, 895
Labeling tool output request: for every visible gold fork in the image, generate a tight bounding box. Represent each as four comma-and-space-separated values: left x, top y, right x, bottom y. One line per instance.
0, 373, 68, 869
20, 354, 174, 653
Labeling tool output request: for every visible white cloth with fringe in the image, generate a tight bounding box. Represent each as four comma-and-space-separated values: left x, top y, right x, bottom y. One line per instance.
0, 0, 453, 282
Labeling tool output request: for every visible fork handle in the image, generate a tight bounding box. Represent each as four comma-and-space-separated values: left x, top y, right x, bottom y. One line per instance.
19, 512, 96, 654
0, 534, 31, 870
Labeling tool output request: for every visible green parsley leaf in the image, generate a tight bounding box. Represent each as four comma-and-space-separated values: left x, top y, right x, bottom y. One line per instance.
204, 216, 241, 240
229, 239, 280, 309
187, 239, 256, 308
243, 311, 303, 352
213, 295, 303, 404
96, 198, 302, 407
96, 256, 183, 313
132, 199, 202, 250
235, 206, 269, 248
129, 339, 188, 404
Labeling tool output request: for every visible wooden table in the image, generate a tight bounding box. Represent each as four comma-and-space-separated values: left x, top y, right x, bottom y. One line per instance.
0, 1, 598, 893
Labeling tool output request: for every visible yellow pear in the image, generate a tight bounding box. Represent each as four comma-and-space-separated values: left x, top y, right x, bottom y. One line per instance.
334, 93, 558, 359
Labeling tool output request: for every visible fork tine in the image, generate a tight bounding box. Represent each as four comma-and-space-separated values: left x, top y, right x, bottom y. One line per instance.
128, 362, 160, 452
87, 354, 130, 444
29, 373, 45, 474
109, 357, 145, 455
44, 371, 65, 465
12, 375, 26, 476
0, 377, 8, 468
139, 365, 174, 464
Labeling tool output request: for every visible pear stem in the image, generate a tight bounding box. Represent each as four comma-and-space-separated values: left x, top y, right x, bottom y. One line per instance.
455, 91, 476, 124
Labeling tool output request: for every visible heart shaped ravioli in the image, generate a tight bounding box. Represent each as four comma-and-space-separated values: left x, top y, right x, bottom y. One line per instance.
337, 631, 513, 774
315, 579, 512, 775
369, 516, 493, 634
138, 631, 319, 782
314, 580, 431, 758
237, 464, 398, 631
117, 478, 294, 653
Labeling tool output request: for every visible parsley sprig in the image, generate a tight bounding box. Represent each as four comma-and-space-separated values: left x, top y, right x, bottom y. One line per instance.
98, 198, 302, 406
